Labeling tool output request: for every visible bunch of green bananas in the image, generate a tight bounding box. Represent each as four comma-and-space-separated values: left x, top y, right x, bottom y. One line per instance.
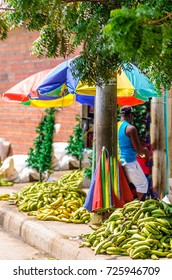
0, 193, 10, 200
81, 199, 172, 259
70, 207, 91, 224
32, 189, 86, 222
0, 178, 13, 186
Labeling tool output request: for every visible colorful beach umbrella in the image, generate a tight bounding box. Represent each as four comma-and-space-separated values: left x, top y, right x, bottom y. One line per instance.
84, 147, 134, 212
2, 57, 160, 108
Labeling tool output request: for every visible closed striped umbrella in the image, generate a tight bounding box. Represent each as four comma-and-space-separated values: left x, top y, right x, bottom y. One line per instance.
84, 147, 134, 212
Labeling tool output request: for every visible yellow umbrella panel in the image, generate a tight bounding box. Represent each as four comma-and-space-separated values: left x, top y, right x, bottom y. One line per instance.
22, 93, 75, 108
76, 70, 134, 97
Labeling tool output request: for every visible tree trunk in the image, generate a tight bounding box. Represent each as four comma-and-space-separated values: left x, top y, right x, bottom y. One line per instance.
95, 79, 117, 162
150, 97, 167, 198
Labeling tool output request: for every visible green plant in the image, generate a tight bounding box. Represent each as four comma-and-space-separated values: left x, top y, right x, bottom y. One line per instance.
65, 116, 84, 169
84, 154, 92, 180
26, 108, 55, 181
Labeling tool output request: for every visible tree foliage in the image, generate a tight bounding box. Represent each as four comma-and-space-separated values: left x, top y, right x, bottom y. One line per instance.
65, 116, 84, 169
103, 3, 172, 89
1, 0, 172, 89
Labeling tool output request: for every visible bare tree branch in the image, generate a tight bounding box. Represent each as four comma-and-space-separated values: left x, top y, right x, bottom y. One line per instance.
148, 12, 172, 25
0, 7, 15, 11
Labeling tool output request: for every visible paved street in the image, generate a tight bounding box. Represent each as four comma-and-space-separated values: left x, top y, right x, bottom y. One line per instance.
0, 226, 54, 260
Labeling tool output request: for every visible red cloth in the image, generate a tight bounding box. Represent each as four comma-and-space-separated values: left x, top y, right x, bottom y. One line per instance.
136, 157, 151, 174
112, 192, 125, 208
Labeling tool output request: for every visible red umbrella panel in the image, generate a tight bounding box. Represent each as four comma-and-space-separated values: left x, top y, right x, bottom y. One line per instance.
2, 69, 52, 102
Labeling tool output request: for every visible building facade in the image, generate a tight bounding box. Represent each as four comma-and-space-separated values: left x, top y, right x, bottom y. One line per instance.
0, 26, 82, 155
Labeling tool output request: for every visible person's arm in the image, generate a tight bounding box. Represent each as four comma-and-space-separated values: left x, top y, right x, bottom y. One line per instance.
126, 125, 148, 155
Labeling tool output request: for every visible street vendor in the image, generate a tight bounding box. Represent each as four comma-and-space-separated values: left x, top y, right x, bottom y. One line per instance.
118, 105, 148, 200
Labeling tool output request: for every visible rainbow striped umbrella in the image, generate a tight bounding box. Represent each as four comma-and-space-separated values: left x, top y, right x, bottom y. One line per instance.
2, 58, 160, 108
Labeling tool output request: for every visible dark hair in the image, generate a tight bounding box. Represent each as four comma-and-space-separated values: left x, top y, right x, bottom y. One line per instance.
120, 105, 135, 116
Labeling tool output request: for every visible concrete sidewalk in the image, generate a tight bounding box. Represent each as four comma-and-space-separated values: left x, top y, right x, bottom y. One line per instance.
0, 172, 129, 260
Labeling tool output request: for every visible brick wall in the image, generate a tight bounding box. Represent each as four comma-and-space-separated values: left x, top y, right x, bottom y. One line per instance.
0, 27, 82, 155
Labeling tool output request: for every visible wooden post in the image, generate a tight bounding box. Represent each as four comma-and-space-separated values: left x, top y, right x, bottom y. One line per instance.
91, 100, 96, 179
150, 97, 167, 198
168, 88, 172, 178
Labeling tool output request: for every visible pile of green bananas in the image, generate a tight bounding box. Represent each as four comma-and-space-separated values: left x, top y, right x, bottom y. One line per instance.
0, 169, 90, 224
2, 169, 91, 224
81, 199, 172, 259
10, 170, 85, 214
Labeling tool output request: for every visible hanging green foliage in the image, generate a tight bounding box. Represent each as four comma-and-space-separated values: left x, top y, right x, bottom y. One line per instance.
26, 108, 55, 181
2, 1, 172, 89
132, 104, 147, 141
